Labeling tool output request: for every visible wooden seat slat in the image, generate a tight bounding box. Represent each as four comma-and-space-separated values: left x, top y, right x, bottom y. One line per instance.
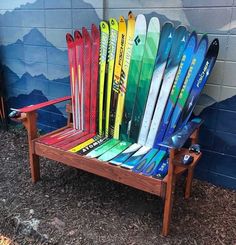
34, 141, 166, 197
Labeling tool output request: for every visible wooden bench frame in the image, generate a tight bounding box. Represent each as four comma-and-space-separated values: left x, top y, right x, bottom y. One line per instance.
13, 98, 202, 236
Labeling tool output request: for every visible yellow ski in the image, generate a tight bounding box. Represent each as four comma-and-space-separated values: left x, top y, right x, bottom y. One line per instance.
99, 21, 109, 136
109, 16, 126, 137
114, 12, 136, 139
105, 18, 118, 137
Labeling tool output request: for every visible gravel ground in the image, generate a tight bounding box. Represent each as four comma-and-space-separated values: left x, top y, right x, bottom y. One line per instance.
0, 127, 236, 245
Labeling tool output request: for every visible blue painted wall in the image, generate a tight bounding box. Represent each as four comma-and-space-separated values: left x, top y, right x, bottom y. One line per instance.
0, 0, 235, 189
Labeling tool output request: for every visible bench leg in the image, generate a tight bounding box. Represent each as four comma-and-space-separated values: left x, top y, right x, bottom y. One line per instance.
29, 153, 40, 183
162, 149, 176, 236
25, 111, 40, 183
162, 178, 176, 236
185, 167, 194, 199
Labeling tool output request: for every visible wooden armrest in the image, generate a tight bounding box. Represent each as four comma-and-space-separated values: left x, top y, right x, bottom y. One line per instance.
159, 118, 203, 149
11, 96, 71, 114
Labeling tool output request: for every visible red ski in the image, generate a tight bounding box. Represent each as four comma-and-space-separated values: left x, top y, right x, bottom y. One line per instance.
82, 27, 92, 133
74, 30, 83, 130
66, 34, 78, 129
90, 24, 100, 134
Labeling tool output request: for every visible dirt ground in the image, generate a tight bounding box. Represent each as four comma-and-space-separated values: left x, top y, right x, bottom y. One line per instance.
0, 127, 236, 245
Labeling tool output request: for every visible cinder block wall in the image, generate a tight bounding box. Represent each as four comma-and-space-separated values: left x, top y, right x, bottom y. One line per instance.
0, 0, 235, 189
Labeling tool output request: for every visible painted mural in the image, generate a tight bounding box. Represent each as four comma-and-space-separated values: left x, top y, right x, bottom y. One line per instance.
0, 0, 235, 189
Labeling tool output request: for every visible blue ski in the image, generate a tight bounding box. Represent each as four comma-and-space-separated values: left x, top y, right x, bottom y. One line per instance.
141, 34, 209, 176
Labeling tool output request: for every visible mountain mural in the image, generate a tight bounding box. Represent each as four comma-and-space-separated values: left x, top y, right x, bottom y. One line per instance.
0, 28, 69, 79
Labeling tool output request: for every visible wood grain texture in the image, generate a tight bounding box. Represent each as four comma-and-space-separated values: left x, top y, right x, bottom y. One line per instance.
34, 141, 166, 197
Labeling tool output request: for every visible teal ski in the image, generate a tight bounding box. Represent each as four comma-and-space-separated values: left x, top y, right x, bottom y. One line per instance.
121, 25, 189, 169
98, 141, 132, 161
119, 14, 147, 141
86, 138, 120, 158
128, 17, 160, 142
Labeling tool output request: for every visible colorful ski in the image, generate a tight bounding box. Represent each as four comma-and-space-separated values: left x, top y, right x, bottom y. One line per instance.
109, 143, 141, 166
109, 16, 126, 137
163, 35, 209, 141
142, 35, 209, 176
82, 27, 92, 132
66, 34, 77, 129
132, 31, 197, 173
178, 38, 219, 127
105, 18, 118, 137
98, 141, 132, 162
77, 137, 109, 155
98, 14, 147, 161
119, 14, 147, 141
90, 24, 100, 134
138, 22, 174, 146
86, 138, 120, 158
113, 12, 136, 139
99, 21, 109, 136
69, 135, 102, 153
146, 25, 189, 148
122, 26, 188, 168
74, 31, 83, 130
152, 31, 198, 147
128, 17, 160, 142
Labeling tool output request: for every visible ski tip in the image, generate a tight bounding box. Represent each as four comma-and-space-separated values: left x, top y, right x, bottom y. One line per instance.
82, 27, 88, 35
119, 16, 125, 23
161, 22, 174, 33
82, 27, 91, 43
198, 34, 209, 49
91, 24, 100, 40
66, 33, 74, 46
74, 30, 82, 43
208, 38, 219, 57
109, 18, 118, 29
148, 16, 160, 29
128, 11, 135, 20
100, 21, 109, 33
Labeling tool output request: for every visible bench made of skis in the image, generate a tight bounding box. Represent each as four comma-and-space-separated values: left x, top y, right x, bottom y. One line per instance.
9, 13, 219, 236
11, 98, 202, 236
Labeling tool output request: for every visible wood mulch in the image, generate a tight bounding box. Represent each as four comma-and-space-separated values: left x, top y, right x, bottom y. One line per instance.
0, 127, 236, 245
